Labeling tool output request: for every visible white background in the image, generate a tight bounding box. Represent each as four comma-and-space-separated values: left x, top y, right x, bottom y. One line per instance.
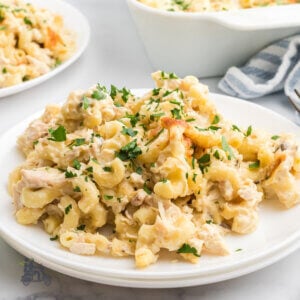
0, 0, 299, 299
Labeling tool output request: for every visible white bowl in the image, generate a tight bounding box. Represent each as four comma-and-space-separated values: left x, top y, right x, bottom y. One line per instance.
127, 0, 300, 77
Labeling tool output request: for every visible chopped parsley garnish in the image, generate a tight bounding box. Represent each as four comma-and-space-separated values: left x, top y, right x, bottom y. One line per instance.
186, 118, 196, 122
192, 157, 196, 169
208, 126, 221, 131
65, 204, 72, 215
24, 16, 32, 26
221, 136, 235, 160
120, 87, 131, 103
172, 0, 190, 10
136, 166, 143, 175
121, 127, 138, 137
143, 183, 152, 195
271, 135, 280, 140
171, 108, 182, 119
72, 159, 81, 170
161, 71, 178, 79
22, 75, 30, 82
160, 178, 168, 183
82, 96, 89, 110
54, 58, 62, 67
192, 173, 197, 183
198, 153, 210, 164
110, 85, 118, 99
213, 150, 220, 160
125, 112, 140, 127
104, 195, 113, 200
212, 115, 220, 125
116, 139, 142, 161
103, 166, 112, 172
65, 170, 77, 178
91, 84, 107, 100
33, 140, 39, 146
249, 160, 260, 169
86, 166, 93, 173
150, 112, 165, 121
177, 243, 200, 257
73, 186, 81, 192
232, 125, 241, 132
48, 125, 67, 142
245, 125, 252, 137
152, 88, 161, 96
206, 220, 213, 224
2, 67, 7, 73
169, 100, 181, 106
235, 248, 243, 252
69, 138, 85, 147
50, 235, 58, 241
145, 128, 164, 146
77, 224, 86, 231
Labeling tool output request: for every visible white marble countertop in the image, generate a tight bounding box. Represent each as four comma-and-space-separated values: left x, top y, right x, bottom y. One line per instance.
0, 0, 300, 299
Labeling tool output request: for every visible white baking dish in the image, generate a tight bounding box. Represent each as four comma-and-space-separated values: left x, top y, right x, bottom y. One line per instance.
127, 0, 300, 77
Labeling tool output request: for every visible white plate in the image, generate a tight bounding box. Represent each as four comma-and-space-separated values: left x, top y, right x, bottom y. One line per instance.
0, 91, 300, 287
0, 0, 90, 98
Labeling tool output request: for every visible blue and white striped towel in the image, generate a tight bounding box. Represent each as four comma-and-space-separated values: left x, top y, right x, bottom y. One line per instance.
219, 34, 300, 102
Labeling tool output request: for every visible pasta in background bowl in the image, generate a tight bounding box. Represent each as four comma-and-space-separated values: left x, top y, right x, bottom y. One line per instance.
0, 0, 89, 97
8, 71, 300, 269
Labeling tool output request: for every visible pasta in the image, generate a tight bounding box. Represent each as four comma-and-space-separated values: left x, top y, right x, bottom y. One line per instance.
9, 71, 300, 268
0, 0, 75, 88
138, 0, 299, 12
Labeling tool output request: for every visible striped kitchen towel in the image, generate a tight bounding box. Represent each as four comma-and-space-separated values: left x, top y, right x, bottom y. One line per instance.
218, 34, 300, 102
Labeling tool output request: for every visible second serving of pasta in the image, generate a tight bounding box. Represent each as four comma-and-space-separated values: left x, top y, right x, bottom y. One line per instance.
0, 0, 75, 88
9, 71, 300, 268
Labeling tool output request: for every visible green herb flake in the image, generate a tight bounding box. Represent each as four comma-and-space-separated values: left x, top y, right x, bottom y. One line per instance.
50, 235, 58, 241
125, 112, 140, 127
72, 159, 81, 170
77, 224, 86, 231
104, 195, 113, 200
143, 183, 152, 195
116, 139, 142, 161
206, 220, 213, 224
171, 108, 182, 119
212, 115, 220, 125
249, 160, 260, 170
2, 67, 7, 73
91, 85, 107, 100
221, 136, 235, 160
208, 126, 221, 131
232, 125, 241, 132
103, 166, 112, 172
245, 126, 252, 137
235, 248, 243, 252
136, 166, 143, 175
24, 16, 32, 26
152, 88, 161, 96
213, 150, 220, 160
69, 138, 85, 147
73, 186, 81, 192
65, 204, 72, 215
65, 170, 77, 178
160, 178, 168, 183
271, 135, 280, 140
82, 96, 89, 110
145, 128, 165, 146
192, 173, 197, 183
121, 127, 138, 137
198, 153, 210, 164
48, 125, 67, 142
192, 157, 196, 169
186, 118, 196, 122
177, 243, 200, 257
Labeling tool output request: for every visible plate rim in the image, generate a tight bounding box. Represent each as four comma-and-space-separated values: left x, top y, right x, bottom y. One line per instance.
0, 0, 90, 98
0, 91, 299, 282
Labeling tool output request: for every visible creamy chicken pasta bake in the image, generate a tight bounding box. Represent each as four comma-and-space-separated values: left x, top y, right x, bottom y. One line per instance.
139, 0, 299, 12
9, 71, 300, 268
0, 0, 75, 88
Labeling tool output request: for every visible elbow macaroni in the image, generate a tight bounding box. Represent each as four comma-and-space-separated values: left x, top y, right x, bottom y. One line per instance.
8, 71, 300, 268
